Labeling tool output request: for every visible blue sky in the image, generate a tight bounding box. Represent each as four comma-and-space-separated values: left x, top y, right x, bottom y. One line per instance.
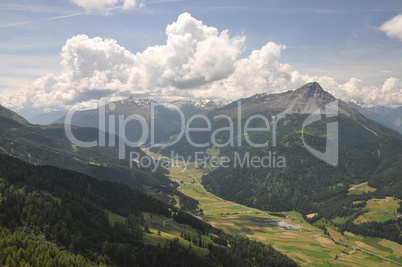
1, 0, 401, 112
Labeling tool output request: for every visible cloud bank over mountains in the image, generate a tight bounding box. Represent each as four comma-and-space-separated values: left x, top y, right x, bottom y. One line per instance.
1, 12, 401, 111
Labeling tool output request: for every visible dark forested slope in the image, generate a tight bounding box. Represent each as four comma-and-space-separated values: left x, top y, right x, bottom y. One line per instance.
0, 154, 296, 266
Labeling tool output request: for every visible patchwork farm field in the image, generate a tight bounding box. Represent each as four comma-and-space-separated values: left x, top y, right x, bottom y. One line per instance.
139, 148, 402, 266
165, 161, 402, 266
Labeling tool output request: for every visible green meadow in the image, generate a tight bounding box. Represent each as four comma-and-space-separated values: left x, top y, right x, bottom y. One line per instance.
347, 182, 376, 195
354, 197, 400, 224
138, 150, 402, 266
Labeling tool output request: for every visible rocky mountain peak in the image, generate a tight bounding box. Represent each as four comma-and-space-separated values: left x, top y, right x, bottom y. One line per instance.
293, 82, 335, 102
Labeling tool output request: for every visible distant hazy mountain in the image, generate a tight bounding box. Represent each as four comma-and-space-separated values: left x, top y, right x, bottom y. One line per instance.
162, 99, 230, 117
0, 104, 201, 209
53, 97, 174, 125
349, 102, 402, 134
27, 110, 67, 125
52, 97, 231, 143
52, 96, 181, 143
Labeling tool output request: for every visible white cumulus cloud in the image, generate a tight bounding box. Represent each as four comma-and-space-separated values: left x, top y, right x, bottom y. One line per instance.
379, 14, 402, 41
228, 42, 310, 95
312, 76, 402, 108
1, 12, 401, 111
71, 0, 143, 12
0, 13, 245, 110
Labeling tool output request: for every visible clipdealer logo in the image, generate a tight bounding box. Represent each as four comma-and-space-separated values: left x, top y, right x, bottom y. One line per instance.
64, 99, 339, 170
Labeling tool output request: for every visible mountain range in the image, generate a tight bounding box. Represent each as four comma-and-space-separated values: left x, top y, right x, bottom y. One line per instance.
23, 91, 402, 141
150, 82, 402, 244
0, 96, 298, 266
349, 102, 402, 134
25, 99, 228, 126
0, 103, 202, 212
1, 82, 402, 265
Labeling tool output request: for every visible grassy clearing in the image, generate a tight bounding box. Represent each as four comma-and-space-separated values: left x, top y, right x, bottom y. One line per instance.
206, 146, 220, 157
347, 182, 376, 195
330, 196, 399, 226
343, 231, 362, 242
288, 210, 310, 224
71, 144, 77, 152
354, 197, 399, 223
105, 209, 213, 255
106, 210, 125, 225
142, 212, 211, 256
